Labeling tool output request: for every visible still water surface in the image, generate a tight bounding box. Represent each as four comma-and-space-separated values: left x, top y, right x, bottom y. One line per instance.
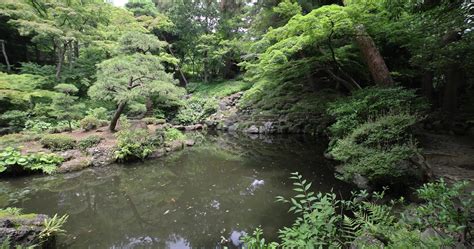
0, 133, 351, 248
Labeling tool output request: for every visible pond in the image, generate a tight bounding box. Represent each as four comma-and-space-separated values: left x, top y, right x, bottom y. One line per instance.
0, 133, 351, 248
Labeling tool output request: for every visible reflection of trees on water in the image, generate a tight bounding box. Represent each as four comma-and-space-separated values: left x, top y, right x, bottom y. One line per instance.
0, 134, 351, 248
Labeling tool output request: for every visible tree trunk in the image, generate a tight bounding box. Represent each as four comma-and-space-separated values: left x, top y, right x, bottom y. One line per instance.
354, 25, 394, 87
0, 40, 11, 72
145, 98, 154, 117
110, 101, 127, 131
421, 71, 434, 102
442, 64, 464, 118
55, 43, 66, 81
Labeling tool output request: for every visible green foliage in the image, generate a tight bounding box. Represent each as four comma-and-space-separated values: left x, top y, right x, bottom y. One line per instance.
174, 98, 218, 125
242, 227, 279, 249
85, 107, 109, 121
77, 135, 102, 151
0, 110, 29, 131
39, 214, 69, 240
275, 172, 343, 248
328, 87, 427, 139
40, 134, 76, 151
142, 117, 166, 125
114, 119, 154, 162
79, 116, 106, 131
0, 133, 37, 149
188, 80, 252, 98
246, 174, 473, 248
327, 87, 428, 186
24, 120, 53, 133
0, 147, 63, 175
163, 128, 185, 142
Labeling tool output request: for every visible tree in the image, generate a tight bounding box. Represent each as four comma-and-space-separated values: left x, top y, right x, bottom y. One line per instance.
0, 0, 108, 81
88, 53, 179, 131
51, 84, 83, 131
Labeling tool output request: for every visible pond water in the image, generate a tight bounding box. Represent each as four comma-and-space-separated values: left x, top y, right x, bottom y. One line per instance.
0, 133, 351, 249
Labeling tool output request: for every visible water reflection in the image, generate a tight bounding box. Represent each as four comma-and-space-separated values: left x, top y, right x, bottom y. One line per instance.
0, 133, 351, 248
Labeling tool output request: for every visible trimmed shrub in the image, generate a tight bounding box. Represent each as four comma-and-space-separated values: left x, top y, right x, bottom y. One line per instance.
80, 116, 106, 131
78, 135, 102, 151
164, 128, 185, 142
114, 120, 154, 162
40, 134, 76, 151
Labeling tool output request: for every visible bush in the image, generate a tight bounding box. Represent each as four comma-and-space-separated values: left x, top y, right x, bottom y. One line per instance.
114, 120, 154, 162
244, 174, 473, 248
80, 116, 106, 131
327, 87, 428, 187
164, 128, 185, 142
78, 135, 102, 151
40, 134, 76, 151
0, 110, 29, 131
24, 120, 53, 133
142, 117, 166, 125
174, 97, 218, 125
0, 147, 63, 175
327, 87, 427, 139
85, 107, 109, 120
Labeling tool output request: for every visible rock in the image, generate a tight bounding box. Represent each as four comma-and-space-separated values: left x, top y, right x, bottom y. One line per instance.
185, 140, 195, 146
421, 228, 442, 241
165, 140, 184, 152
184, 124, 204, 131
228, 123, 239, 132
58, 149, 82, 161
58, 157, 92, 173
353, 174, 370, 190
246, 125, 259, 134
350, 234, 384, 249
174, 125, 186, 131
0, 213, 54, 248
129, 120, 148, 130
149, 148, 166, 159
87, 147, 115, 167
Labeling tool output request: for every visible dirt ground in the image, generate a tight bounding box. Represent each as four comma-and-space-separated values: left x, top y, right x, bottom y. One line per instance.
420, 132, 474, 186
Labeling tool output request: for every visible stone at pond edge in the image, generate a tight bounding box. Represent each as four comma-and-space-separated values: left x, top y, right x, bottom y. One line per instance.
185, 140, 195, 146
58, 156, 93, 173
165, 140, 184, 152
0, 214, 55, 248
246, 125, 259, 134
149, 148, 166, 159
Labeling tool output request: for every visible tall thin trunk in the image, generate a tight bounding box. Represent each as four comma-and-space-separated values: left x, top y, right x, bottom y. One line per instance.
0, 40, 11, 72
442, 64, 464, 118
110, 101, 127, 131
354, 25, 394, 87
421, 71, 434, 103
55, 43, 66, 81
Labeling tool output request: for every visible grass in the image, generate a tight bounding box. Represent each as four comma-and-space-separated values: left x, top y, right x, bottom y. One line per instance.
187, 80, 253, 98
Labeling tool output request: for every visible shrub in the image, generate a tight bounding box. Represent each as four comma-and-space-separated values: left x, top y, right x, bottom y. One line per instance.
80, 116, 106, 131
0, 147, 63, 175
326, 87, 428, 187
164, 128, 185, 142
24, 120, 53, 133
141, 117, 167, 125
244, 174, 473, 248
114, 120, 154, 162
327, 87, 427, 139
0, 110, 29, 131
85, 107, 109, 120
78, 135, 102, 151
40, 134, 76, 151
174, 97, 218, 125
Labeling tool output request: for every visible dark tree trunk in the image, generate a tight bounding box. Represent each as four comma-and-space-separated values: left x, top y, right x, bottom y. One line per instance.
145, 98, 154, 117
421, 71, 434, 102
0, 40, 11, 72
110, 101, 127, 131
354, 25, 394, 87
442, 64, 464, 118
55, 43, 66, 81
